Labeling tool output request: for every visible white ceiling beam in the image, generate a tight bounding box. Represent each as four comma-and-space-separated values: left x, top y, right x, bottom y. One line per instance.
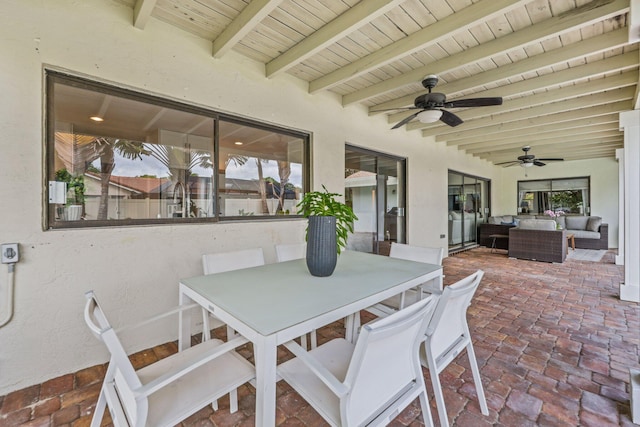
440, 101, 631, 142
419, 87, 635, 136
307, 0, 524, 94
266, 0, 404, 78
464, 124, 621, 153
485, 137, 623, 160
133, 0, 158, 29
450, 113, 618, 150
212, 0, 283, 59
343, 0, 629, 105
372, 29, 631, 114
488, 140, 623, 164
474, 129, 623, 157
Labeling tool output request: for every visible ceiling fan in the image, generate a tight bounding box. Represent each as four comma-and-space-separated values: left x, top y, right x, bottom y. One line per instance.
377, 75, 503, 129
495, 146, 564, 168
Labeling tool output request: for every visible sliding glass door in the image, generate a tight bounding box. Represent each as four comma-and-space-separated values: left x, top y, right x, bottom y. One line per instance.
345, 146, 406, 255
448, 171, 490, 252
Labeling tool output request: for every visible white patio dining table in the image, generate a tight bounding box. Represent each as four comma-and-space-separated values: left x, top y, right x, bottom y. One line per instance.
178, 249, 442, 427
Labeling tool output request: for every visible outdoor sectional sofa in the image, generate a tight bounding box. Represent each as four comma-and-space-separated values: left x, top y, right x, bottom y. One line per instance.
479, 214, 608, 251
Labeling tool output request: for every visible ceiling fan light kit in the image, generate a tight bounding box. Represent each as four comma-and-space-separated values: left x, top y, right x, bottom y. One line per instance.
521, 162, 534, 168
417, 109, 442, 123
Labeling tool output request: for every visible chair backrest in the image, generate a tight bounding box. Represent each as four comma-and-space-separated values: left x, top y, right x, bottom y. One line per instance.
342, 297, 437, 426
274, 243, 306, 262
84, 291, 148, 426
202, 248, 265, 275
425, 270, 484, 362
390, 242, 444, 266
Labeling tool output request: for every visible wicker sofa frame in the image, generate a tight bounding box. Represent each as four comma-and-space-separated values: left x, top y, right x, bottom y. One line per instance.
480, 221, 608, 251
479, 223, 515, 250
508, 227, 568, 263
573, 223, 608, 249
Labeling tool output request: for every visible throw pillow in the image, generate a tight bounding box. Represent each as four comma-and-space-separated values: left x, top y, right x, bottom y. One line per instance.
450, 211, 461, 220
587, 216, 602, 232
566, 216, 589, 230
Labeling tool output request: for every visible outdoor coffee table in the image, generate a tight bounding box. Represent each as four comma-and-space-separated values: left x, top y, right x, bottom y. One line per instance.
489, 234, 509, 253
567, 233, 575, 253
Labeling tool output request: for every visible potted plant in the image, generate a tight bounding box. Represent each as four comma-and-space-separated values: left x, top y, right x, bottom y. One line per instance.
297, 185, 357, 276
55, 168, 86, 220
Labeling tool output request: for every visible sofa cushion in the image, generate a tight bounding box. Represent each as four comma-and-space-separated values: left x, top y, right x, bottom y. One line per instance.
587, 216, 602, 232
518, 219, 557, 230
489, 216, 503, 224
565, 216, 589, 230
570, 230, 600, 239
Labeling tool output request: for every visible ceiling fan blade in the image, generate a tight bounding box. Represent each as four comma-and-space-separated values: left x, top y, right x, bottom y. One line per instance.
370, 106, 420, 113
440, 109, 463, 127
444, 97, 503, 108
537, 158, 564, 162
533, 160, 546, 166
391, 111, 421, 129
494, 161, 520, 167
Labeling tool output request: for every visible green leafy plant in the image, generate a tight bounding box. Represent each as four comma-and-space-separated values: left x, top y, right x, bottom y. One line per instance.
297, 185, 358, 254
55, 168, 86, 205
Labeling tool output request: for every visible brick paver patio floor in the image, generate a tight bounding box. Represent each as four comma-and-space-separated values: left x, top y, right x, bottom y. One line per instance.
1, 247, 638, 426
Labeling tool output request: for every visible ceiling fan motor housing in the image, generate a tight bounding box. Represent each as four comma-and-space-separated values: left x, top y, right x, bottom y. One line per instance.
414, 92, 446, 108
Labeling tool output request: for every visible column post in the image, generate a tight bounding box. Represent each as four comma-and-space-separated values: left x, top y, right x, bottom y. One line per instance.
618, 110, 640, 303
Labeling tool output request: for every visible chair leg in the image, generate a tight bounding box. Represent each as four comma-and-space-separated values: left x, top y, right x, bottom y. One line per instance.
211, 399, 218, 411
418, 384, 435, 427
229, 389, 238, 413
466, 342, 489, 415
90, 389, 107, 427
300, 334, 308, 349
425, 350, 449, 427
310, 330, 318, 349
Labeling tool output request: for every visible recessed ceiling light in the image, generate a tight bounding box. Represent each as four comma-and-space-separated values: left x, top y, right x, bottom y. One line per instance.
90, 116, 104, 122
234, 141, 243, 145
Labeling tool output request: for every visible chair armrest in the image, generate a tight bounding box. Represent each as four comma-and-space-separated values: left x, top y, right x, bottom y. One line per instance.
134, 334, 250, 398
282, 340, 349, 397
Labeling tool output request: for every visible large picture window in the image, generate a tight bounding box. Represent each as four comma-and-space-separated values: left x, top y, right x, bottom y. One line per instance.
46, 71, 309, 228
517, 177, 590, 215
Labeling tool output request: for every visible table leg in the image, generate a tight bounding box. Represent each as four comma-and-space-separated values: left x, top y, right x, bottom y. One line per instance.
254, 335, 278, 427
178, 291, 193, 352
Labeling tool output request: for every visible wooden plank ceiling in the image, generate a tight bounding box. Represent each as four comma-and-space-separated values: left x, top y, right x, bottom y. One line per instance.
123, 0, 637, 167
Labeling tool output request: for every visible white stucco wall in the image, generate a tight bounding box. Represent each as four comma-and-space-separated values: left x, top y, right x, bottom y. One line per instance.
497, 158, 620, 248
0, 0, 507, 394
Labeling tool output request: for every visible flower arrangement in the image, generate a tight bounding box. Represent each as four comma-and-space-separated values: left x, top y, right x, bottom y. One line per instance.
544, 209, 565, 218
544, 209, 565, 229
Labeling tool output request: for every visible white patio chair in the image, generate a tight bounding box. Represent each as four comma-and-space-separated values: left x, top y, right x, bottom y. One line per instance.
84, 291, 255, 427
365, 243, 444, 318
274, 242, 318, 349
421, 270, 489, 427
201, 247, 265, 340
277, 296, 438, 427
274, 242, 306, 263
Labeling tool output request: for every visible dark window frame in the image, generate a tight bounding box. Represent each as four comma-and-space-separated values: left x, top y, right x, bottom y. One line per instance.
45, 70, 310, 229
